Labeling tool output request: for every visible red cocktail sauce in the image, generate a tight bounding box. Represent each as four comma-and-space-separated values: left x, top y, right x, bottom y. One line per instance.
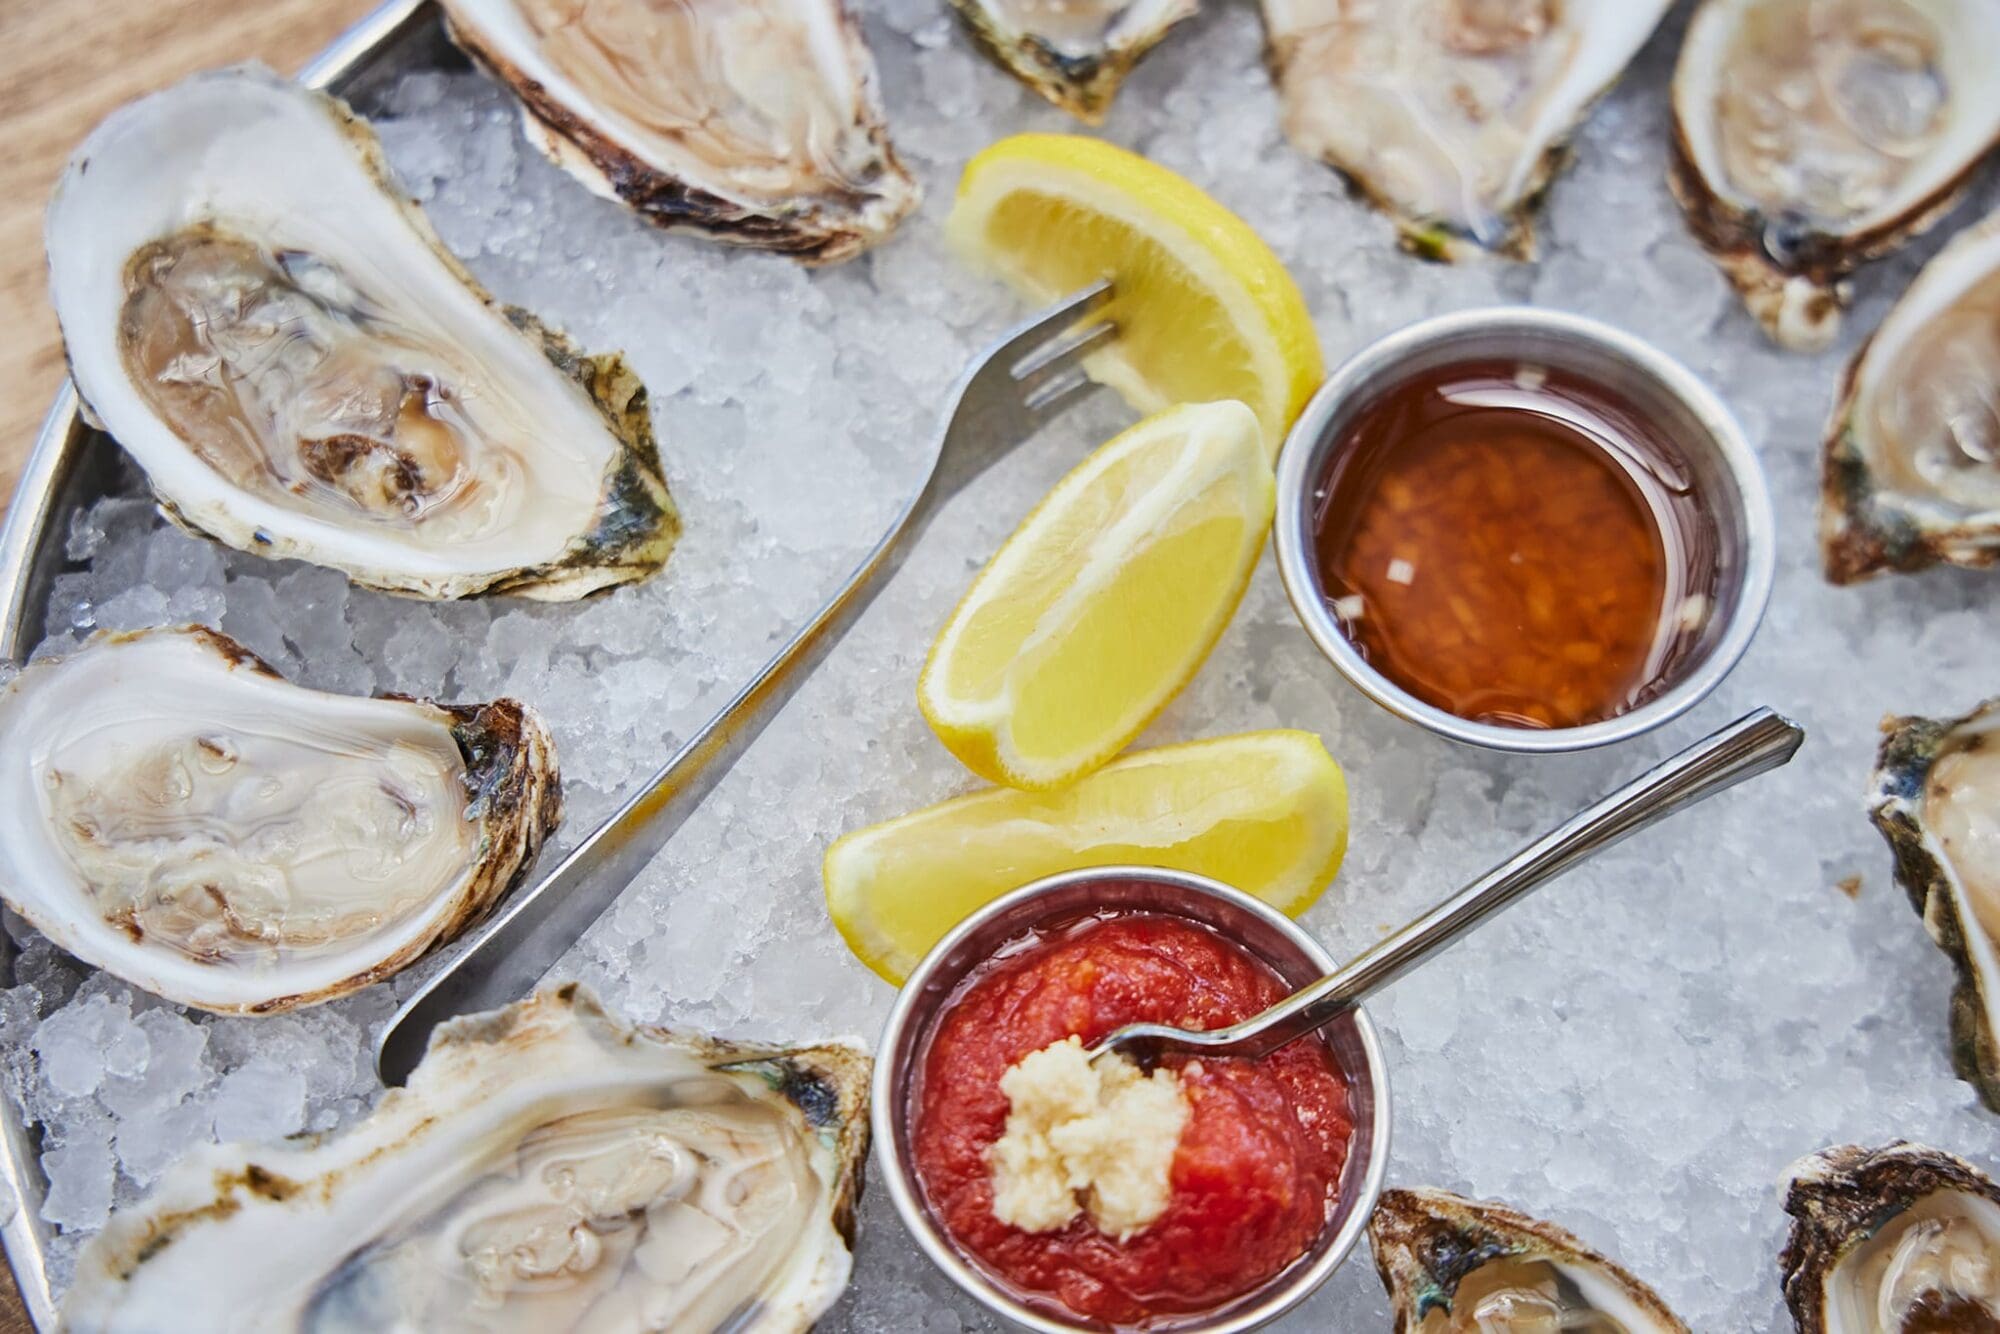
910, 912, 1353, 1326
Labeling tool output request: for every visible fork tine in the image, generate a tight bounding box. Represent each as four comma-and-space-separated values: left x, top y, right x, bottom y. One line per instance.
983, 278, 1115, 368
1021, 366, 1097, 418
1011, 319, 1116, 384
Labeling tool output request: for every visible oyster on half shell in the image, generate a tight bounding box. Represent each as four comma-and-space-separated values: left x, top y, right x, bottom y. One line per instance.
62, 984, 871, 1333
1781, 1142, 2000, 1331
47, 67, 679, 601
1369, 1188, 1690, 1332
1822, 211, 2000, 583
1262, 0, 1673, 260
441, 0, 919, 263
0, 627, 559, 1015
1670, 0, 2000, 351
949, 0, 1198, 123
1870, 700, 2000, 1111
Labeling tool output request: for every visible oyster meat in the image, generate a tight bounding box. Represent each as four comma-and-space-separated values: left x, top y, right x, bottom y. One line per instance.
1670, 0, 2000, 350
46, 67, 678, 600
440, 0, 918, 263
62, 984, 871, 1332
1781, 1142, 2000, 1331
1870, 700, 2000, 1110
1261, 0, 1673, 260
950, 0, 1198, 123
1370, 1187, 1689, 1332
1822, 211, 2000, 583
0, 627, 559, 1014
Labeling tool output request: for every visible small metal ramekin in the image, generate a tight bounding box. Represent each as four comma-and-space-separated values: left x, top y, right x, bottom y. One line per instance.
1272, 308, 1775, 753
871, 866, 1390, 1332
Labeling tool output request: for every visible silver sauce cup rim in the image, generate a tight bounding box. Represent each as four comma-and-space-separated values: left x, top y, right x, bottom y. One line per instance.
870, 866, 1391, 1332
1272, 307, 1776, 753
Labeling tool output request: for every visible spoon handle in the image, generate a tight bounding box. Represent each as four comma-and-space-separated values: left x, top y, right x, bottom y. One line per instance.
1146, 707, 1804, 1064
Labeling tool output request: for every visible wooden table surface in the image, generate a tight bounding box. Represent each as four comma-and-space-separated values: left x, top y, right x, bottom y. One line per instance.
0, 1, 378, 1321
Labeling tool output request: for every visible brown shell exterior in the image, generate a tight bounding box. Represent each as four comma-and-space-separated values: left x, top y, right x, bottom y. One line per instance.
1368, 1187, 1689, 1332
439, 4, 916, 265
1779, 1141, 2000, 1329
1868, 703, 2000, 1111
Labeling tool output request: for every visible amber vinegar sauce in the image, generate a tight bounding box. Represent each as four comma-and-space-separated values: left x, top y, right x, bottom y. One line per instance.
1310, 360, 1719, 730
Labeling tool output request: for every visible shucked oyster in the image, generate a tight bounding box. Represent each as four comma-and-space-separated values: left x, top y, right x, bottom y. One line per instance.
1670, 0, 2000, 350
949, 0, 1198, 123
1870, 700, 2000, 1110
1822, 211, 2000, 583
440, 0, 918, 263
62, 984, 871, 1332
1262, 0, 1672, 260
46, 67, 678, 600
0, 627, 559, 1014
1781, 1142, 2000, 1331
1369, 1188, 1690, 1332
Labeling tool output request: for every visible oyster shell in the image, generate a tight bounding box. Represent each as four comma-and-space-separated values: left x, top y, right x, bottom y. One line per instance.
1262, 0, 1673, 260
62, 984, 871, 1332
440, 0, 918, 263
1869, 700, 2000, 1110
1670, 0, 2000, 351
1781, 1142, 2000, 1331
0, 627, 559, 1015
1821, 211, 2000, 583
1369, 1187, 1689, 1332
950, 0, 1198, 123
46, 66, 678, 600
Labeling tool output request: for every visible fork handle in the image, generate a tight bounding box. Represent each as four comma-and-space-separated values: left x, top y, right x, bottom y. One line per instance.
374, 477, 940, 1084
376, 284, 1116, 1085
1153, 707, 1805, 1064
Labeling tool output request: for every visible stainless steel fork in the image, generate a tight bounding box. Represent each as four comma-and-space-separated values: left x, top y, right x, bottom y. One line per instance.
372, 281, 1118, 1084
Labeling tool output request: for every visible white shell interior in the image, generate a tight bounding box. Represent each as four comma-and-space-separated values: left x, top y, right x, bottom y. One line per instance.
45, 68, 628, 596
1845, 211, 2000, 523
59, 989, 861, 1333
1262, 0, 1672, 246
0, 631, 493, 1013
1672, 0, 2000, 236
440, 0, 915, 224
1819, 1186, 2000, 1333
17, 3, 2000, 1326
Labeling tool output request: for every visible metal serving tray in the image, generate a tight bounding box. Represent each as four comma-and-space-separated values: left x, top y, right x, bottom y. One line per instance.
0, 5, 437, 1319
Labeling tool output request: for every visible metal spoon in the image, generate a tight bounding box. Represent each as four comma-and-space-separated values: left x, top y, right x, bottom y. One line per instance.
1090, 706, 1805, 1067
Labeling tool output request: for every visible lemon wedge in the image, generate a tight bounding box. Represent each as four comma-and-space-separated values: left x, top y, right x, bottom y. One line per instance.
823, 729, 1349, 985
919, 399, 1273, 789
947, 132, 1324, 456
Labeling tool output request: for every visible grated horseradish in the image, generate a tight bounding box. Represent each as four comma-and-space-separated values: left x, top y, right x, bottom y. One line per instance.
987, 1036, 1189, 1240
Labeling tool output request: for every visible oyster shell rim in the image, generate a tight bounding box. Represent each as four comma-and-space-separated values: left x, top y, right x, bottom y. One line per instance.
1818, 213, 2000, 585
1367, 1185, 1691, 1333
1778, 1140, 2000, 1330
1665, 0, 2000, 351
1868, 701, 2000, 1111
0, 624, 563, 1015
59, 982, 873, 1329
437, 0, 921, 265
1261, 0, 1675, 264
45, 64, 682, 602
947, 0, 1199, 126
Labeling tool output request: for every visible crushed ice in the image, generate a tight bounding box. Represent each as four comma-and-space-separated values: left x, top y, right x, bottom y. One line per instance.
6, 3, 2000, 1325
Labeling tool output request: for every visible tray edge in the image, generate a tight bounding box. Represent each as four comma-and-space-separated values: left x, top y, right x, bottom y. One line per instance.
0, 0, 434, 1322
